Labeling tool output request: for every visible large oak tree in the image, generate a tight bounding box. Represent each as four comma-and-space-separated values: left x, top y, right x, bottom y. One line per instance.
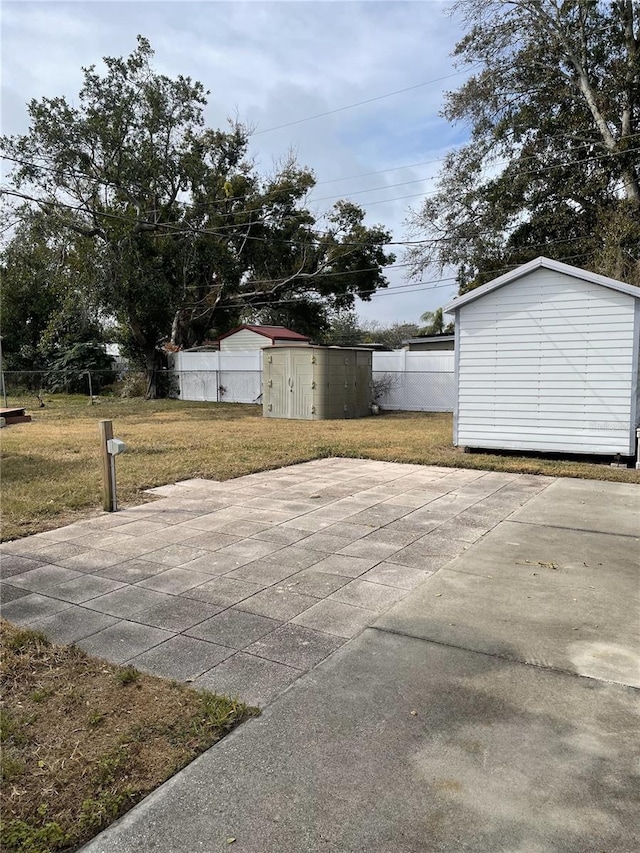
1, 37, 394, 396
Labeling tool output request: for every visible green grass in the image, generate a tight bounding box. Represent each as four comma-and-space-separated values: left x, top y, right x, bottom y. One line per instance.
1, 393, 638, 541
0, 619, 256, 853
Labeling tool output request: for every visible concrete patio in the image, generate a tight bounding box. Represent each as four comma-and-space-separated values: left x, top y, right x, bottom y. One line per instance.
1, 459, 549, 705
1, 459, 638, 851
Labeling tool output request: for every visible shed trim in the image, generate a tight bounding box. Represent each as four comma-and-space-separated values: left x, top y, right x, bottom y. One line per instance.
444, 257, 640, 314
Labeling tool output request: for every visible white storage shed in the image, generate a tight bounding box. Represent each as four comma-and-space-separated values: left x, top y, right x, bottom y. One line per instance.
444, 257, 640, 458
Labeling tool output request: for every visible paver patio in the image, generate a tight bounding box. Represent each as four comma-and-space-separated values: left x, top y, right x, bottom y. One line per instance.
1, 458, 552, 706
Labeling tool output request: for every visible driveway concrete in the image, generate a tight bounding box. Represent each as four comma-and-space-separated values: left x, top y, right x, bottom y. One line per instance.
2, 462, 638, 852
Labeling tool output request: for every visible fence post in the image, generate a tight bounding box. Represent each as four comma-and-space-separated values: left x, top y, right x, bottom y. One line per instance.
87, 371, 94, 404
0, 337, 6, 407
99, 419, 116, 511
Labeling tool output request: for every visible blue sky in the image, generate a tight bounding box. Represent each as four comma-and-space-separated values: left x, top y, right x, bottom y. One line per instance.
1, 0, 471, 323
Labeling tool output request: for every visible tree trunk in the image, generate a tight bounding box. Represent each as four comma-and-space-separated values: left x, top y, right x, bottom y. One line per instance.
144, 348, 160, 400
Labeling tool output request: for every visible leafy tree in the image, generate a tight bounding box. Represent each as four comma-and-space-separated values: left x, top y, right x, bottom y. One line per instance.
0, 211, 105, 379
1, 38, 394, 397
320, 310, 366, 345
44, 342, 115, 394
406, 0, 640, 289
362, 320, 422, 349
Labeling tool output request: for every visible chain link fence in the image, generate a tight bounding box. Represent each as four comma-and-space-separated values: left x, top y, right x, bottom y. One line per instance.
372, 370, 455, 412
1, 369, 125, 407
1, 366, 455, 412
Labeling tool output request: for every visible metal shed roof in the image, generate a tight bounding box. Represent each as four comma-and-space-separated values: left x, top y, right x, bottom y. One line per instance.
216, 325, 311, 343
444, 257, 640, 313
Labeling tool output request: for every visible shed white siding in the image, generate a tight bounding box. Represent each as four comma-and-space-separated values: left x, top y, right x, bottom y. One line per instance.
453, 267, 639, 456
220, 329, 271, 351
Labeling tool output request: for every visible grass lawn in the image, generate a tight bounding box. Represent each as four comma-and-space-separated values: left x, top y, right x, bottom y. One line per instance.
1, 394, 638, 542
0, 620, 255, 853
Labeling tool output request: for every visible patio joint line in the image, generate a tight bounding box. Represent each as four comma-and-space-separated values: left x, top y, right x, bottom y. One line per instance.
368, 625, 640, 689
508, 519, 640, 539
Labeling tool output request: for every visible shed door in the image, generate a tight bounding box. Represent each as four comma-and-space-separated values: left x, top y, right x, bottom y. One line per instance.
269, 358, 288, 418
290, 350, 313, 419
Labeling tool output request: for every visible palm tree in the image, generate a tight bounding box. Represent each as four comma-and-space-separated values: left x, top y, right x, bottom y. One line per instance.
419, 307, 453, 335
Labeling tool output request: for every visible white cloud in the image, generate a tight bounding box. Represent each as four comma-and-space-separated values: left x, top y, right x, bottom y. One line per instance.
1, 0, 465, 321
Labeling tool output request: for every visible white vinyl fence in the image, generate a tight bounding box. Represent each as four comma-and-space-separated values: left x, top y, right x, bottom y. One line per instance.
171, 350, 455, 412
172, 351, 263, 404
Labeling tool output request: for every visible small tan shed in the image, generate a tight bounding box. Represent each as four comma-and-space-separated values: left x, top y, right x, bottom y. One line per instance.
263, 346, 372, 420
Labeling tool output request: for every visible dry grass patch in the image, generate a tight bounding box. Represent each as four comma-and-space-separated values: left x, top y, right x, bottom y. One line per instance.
1, 394, 638, 541
0, 619, 256, 853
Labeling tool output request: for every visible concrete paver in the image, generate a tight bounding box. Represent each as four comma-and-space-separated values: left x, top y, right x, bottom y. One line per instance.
2, 592, 72, 623
45, 574, 126, 603
136, 566, 212, 594
245, 623, 343, 671
134, 597, 222, 632
94, 558, 169, 583
0, 554, 47, 577
329, 578, 407, 611
77, 620, 174, 664
279, 569, 351, 598
292, 598, 377, 638
6, 459, 484, 684
8, 564, 83, 590
186, 609, 281, 649
360, 562, 432, 589
29, 607, 120, 644
0, 584, 31, 603
193, 652, 300, 706
182, 576, 263, 606
236, 587, 318, 621
84, 586, 173, 618
129, 635, 233, 681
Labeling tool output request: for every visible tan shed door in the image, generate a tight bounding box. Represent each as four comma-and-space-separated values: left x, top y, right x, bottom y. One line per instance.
269, 357, 288, 417
290, 349, 313, 419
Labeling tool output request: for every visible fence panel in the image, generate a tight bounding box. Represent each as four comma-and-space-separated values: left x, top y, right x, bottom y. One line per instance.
372, 370, 455, 412
218, 370, 262, 404
177, 370, 220, 402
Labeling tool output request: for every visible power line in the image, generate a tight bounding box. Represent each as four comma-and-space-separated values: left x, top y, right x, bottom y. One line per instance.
206, 250, 593, 312
250, 68, 479, 135
5, 134, 639, 218
0, 185, 613, 260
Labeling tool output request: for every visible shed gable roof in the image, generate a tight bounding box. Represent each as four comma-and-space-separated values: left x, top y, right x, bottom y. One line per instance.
216, 324, 311, 343
444, 257, 640, 313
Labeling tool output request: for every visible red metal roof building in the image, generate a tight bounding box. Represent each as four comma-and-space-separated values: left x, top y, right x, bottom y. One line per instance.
216, 325, 311, 351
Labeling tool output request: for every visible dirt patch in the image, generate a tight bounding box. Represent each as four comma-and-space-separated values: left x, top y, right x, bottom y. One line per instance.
0, 619, 257, 853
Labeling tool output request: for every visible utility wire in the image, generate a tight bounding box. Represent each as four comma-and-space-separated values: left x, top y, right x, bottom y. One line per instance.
7, 134, 636, 244
205, 251, 593, 312
4, 134, 639, 218
0, 185, 614, 259
250, 68, 480, 135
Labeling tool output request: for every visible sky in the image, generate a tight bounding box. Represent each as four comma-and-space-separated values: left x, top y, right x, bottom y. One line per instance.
1, 0, 471, 324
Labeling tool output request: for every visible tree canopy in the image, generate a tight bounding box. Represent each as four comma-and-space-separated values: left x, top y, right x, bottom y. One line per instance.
406, 0, 640, 290
1, 37, 395, 395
